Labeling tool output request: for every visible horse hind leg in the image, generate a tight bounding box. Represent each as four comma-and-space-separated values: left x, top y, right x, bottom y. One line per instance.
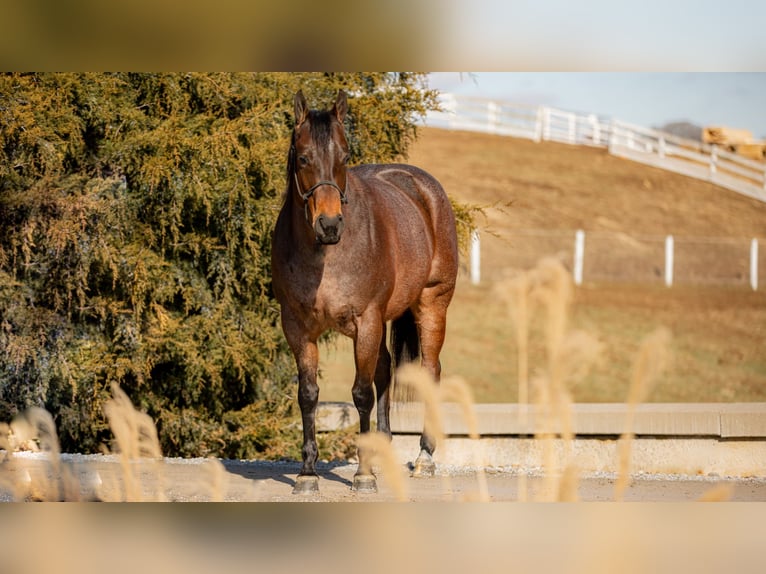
374, 326, 392, 438
411, 289, 453, 478
351, 312, 385, 493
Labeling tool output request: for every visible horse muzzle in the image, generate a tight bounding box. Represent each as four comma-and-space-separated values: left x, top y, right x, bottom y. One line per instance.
314, 213, 344, 245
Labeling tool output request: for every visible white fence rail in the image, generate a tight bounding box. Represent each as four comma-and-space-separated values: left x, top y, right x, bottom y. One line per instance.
427, 94, 766, 203
469, 229, 763, 290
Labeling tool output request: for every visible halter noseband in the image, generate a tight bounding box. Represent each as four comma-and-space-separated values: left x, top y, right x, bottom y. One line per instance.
294, 171, 349, 205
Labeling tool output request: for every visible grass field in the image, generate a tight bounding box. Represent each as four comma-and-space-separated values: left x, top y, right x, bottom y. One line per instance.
318, 128, 766, 403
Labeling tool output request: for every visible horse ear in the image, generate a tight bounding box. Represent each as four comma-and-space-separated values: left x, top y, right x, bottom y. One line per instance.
333, 90, 348, 123
294, 90, 308, 127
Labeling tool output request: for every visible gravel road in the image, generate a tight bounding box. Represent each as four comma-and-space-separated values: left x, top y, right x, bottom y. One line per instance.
3, 452, 765, 502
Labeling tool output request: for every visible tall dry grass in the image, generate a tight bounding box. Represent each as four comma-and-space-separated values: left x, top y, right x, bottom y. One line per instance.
500, 258, 602, 501
0, 407, 79, 501
491, 258, 736, 503
0, 384, 228, 502
356, 431, 408, 501
613, 326, 672, 501
397, 363, 490, 501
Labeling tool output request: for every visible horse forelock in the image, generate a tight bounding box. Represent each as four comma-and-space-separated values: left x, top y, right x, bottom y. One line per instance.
307, 109, 335, 147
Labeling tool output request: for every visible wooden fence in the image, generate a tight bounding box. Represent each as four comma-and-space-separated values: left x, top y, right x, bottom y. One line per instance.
468, 229, 762, 290
426, 94, 766, 204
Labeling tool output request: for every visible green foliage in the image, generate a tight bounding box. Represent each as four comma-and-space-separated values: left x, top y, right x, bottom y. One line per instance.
0, 72, 446, 458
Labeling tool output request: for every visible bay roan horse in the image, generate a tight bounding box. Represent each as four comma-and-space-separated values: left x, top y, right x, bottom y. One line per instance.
271, 90, 458, 494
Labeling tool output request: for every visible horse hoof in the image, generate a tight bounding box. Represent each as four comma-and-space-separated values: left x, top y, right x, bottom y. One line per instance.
411, 454, 436, 478
293, 475, 319, 495
352, 474, 378, 494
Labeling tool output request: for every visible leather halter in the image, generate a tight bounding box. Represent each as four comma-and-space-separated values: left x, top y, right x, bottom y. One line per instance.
294, 171, 348, 205
290, 144, 349, 225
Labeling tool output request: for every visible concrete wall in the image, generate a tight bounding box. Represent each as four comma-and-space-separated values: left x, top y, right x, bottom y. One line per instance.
317, 402, 766, 477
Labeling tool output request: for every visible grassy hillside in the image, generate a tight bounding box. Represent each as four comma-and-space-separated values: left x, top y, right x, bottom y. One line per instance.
318, 128, 766, 403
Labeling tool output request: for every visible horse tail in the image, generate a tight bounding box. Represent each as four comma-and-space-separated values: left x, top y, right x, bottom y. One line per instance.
390, 308, 419, 402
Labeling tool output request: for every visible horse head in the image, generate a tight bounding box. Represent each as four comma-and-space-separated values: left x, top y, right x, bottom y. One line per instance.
290, 90, 350, 245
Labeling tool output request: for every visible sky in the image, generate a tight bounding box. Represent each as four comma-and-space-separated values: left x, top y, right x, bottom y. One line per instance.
427, 73, 766, 138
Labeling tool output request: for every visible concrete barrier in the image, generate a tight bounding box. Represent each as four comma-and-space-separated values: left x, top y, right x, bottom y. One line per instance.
318, 402, 766, 438
316, 402, 766, 477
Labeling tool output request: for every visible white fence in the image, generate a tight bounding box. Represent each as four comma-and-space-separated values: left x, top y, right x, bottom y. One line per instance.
426, 94, 766, 204
469, 230, 762, 290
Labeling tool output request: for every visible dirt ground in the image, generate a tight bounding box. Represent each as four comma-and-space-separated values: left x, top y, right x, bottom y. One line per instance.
3, 452, 765, 502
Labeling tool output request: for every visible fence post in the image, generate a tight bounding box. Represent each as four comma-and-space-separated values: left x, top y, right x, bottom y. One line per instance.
665, 235, 674, 287
573, 230, 585, 285
534, 107, 543, 142
487, 101, 498, 134
608, 119, 617, 154
568, 113, 576, 144
444, 93, 458, 130
542, 107, 551, 141
751, 238, 759, 291
470, 229, 481, 285
590, 114, 600, 145
658, 136, 666, 159
710, 144, 718, 178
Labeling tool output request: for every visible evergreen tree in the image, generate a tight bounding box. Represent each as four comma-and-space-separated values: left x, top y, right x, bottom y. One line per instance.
0, 72, 444, 458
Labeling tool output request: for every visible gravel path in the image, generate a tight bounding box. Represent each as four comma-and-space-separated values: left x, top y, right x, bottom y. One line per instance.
3, 452, 765, 502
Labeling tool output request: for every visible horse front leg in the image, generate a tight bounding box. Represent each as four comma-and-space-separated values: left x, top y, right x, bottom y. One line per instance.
295, 342, 320, 494
282, 313, 321, 494
351, 312, 384, 493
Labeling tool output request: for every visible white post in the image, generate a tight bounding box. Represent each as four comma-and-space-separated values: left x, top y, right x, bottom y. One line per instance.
573, 230, 585, 286
751, 238, 759, 291
658, 136, 666, 159
665, 235, 674, 287
470, 229, 481, 285
444, 93, 457, 130
534, 106, 543, 142
542, 107, 551, 141
568, 113, 576, 144
590, 115, 600, 145
710, 144, 718, 177
608, 119, 617, 154
487, 101, 498, 134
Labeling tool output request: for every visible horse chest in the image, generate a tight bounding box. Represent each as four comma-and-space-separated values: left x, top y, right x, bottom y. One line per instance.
280, 267, 369, 336
312, 275, 376, 335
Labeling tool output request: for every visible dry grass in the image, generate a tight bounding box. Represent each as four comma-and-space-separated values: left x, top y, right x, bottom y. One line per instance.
614, 327, 672, 501
356, 432, 408, 501
0, 384, 228, 502
396, 364, 489, 501
499, 258, 603, 501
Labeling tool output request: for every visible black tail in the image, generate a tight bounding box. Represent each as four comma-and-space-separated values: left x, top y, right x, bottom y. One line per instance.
390, 308, 419, 402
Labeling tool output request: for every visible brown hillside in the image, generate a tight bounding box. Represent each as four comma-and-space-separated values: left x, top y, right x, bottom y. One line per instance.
408, 127, 766, 239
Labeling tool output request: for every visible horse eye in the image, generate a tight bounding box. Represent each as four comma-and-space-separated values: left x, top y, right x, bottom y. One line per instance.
342, 154, 350, 165
298, 155, 309, 167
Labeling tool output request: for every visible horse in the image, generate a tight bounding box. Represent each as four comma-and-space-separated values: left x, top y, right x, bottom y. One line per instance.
271, 90, 458, 494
